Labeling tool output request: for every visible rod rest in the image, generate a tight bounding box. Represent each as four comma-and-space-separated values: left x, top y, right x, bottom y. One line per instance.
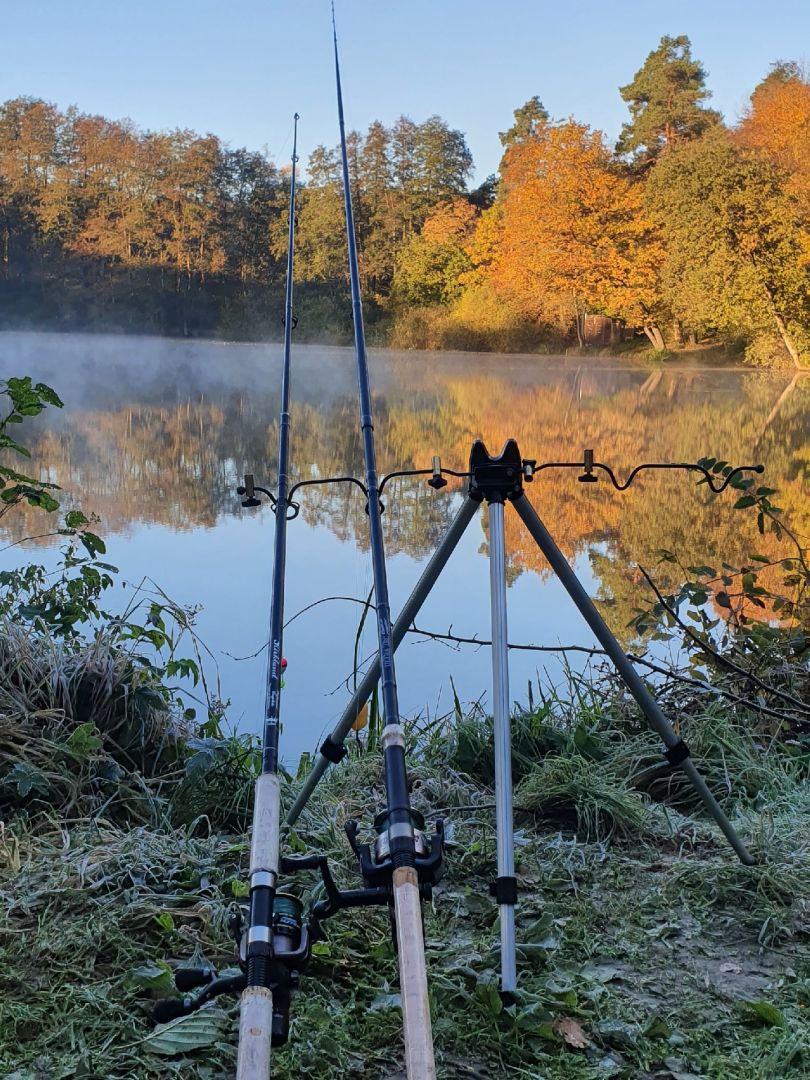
343, 817, 444, 890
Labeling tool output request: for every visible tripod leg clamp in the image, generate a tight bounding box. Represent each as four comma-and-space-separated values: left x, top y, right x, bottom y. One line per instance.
663, 739, 691, 768
320, 737, 348, 764
489, 876, 518, 905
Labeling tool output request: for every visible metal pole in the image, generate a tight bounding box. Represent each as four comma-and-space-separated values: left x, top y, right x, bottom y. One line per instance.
512, 492, 755, 866
487, 500, 518, 993
332, 11, 436, 1077
236, 114, 300, 1080
287, 494, 479, 825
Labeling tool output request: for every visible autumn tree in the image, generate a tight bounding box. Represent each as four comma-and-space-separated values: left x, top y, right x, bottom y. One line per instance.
491, 121, 663, 347
617, 35, 721, 166
736, 62, 810, 217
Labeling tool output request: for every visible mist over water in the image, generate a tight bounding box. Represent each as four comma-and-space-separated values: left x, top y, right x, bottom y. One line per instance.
2, 331, 807, 763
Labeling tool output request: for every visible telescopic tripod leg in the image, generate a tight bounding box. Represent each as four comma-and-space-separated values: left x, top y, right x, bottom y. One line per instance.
512, 492, 755, 865
487, 499, 518, 994
287, 495, 480, 825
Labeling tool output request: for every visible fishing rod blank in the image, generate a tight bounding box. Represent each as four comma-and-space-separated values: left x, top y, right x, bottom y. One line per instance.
236, 114, 303, 1080
332, 11, 438, 1077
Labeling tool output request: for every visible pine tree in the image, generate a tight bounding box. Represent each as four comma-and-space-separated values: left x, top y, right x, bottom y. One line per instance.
617, 35, 721, 166
498, 96, 550, 148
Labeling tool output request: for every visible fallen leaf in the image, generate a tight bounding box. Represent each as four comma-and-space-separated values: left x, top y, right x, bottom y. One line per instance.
581, 962, 621, 984
553, 1016, 590, 1049
142, 1007, 227, 1055
719, 962, 742, 974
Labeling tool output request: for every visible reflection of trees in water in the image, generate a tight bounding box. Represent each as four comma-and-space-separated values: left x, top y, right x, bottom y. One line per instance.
5, 365, 808, 626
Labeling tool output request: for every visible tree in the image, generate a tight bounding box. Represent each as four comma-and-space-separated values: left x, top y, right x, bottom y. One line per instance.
499, 96, 550, 148
392, 198, 478, 307
389, 114, 472, 240
356, 120, 397, 293
736, 62, 810, 216
491, 121, 663, 347
295, 144, 347, 284
617, 35, 721, 166
647, 128, 810, 365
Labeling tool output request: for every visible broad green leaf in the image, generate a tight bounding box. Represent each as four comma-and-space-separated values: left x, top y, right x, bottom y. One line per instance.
142, 1007, 228, 1055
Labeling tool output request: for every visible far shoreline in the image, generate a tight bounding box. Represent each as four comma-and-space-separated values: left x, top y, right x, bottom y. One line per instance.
0, 325, 794, 374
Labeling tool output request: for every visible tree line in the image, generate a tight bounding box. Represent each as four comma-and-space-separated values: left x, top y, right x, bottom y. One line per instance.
1, 35, 808, 362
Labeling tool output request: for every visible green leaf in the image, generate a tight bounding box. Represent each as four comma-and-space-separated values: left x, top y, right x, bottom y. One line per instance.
734, 495, 757, 510
738, 999, 785, 1027
2, 762, 50, 798
155, 912, 176, 932
143, 1007, 228, 1055
34, 382, 64, 407
475, 978, 503, 1015
80, 532, 106, 557
128, 961, 174, 992
66, 722, 103, 756
227, 878, 250, 898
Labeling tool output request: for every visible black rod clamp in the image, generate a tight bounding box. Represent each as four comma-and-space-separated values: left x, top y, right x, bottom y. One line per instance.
579, 449, 598, 483
429, 455, 447, 490
320, 736, 348, 764
238, 474, 277, 508
663, 739, 691, 768
489, 876, 518, 905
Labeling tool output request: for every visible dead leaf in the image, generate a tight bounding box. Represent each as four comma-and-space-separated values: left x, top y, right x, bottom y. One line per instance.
553, 1016, 590, 1049
719, 962, 742, 974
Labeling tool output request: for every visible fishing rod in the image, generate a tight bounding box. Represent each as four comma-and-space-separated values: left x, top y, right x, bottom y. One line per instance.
330, 8, 439, 1077
232, 110, 302, 1080
152, 116, 316, 1073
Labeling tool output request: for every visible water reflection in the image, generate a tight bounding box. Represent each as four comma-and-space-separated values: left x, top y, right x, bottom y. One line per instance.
1, 333, 808, 759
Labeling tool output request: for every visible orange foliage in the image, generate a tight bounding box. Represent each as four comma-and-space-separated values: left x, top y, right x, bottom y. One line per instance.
485, 122, 662, 331
736, 72, 810, 216
421, 198, 478, 245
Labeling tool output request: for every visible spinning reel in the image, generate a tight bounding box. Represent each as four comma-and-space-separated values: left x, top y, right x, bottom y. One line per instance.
152, 814, 444, 1043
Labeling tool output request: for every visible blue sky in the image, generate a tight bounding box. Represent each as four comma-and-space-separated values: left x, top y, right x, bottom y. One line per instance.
3, 1, 808, 182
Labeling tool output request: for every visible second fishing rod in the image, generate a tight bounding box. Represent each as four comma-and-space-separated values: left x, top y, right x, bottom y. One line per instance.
332, 11, 439, 1079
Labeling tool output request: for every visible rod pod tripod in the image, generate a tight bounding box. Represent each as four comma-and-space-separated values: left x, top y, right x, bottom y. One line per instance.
291, 438, 758, 995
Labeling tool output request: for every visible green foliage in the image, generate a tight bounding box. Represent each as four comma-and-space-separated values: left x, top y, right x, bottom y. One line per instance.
617, 34, 722, 164
2, 669, 808, 1078
646, 128, 810, 362
0, 376, 63, 515
498, 96, 550, 149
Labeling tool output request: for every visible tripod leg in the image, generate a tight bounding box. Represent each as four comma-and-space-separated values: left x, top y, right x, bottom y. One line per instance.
488, 499, 518, 993
512, 493, 755, 866
287, 494, 480, 825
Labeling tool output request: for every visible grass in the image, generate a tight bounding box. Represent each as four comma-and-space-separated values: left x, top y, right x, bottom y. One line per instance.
0, 633, 808, 1079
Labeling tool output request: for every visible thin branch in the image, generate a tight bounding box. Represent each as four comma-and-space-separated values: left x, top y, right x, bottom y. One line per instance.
232, 594, 800, 727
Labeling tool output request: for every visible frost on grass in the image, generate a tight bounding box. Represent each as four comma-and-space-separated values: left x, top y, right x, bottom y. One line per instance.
1, 647, 808, 1079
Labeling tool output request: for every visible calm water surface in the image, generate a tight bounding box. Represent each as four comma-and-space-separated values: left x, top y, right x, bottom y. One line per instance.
2, 332, 808, 762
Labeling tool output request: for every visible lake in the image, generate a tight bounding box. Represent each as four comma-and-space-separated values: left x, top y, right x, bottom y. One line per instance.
1, 331, 808, 763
